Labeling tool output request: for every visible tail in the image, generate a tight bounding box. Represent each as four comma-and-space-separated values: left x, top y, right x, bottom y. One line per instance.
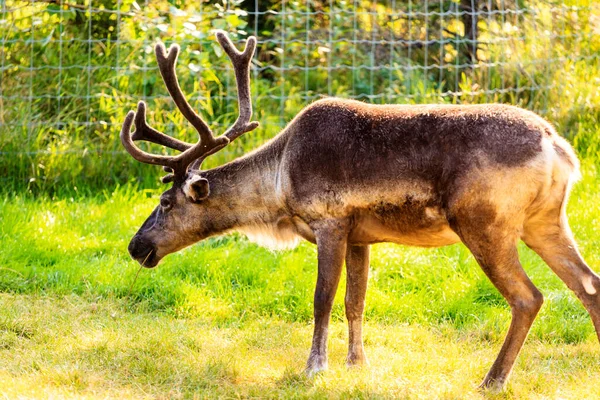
551, 134, 581, 184
546, 134, 581, 227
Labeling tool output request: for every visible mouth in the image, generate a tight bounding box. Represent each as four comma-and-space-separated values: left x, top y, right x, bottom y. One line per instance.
135, 249, 161, 268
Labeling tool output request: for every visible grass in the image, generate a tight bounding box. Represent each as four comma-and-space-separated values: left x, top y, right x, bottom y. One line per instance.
0, 161, 598, 398
4, 294, 600, 399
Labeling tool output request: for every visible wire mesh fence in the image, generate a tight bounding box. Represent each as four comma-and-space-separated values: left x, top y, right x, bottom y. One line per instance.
1, 0, 598, 191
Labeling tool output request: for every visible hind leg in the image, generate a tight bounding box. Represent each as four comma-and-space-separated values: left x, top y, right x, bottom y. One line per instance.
452, 217, 543, 391
523, 212, 600, 337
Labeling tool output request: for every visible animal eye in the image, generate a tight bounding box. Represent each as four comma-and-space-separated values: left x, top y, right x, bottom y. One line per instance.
160, 197, 172, 210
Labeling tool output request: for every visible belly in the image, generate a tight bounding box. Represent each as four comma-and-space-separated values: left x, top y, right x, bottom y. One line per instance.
285, 182, 462, 248
348, 204, 461, 247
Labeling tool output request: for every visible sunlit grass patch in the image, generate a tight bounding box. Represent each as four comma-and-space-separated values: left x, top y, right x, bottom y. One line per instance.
3, 294, 600, 398
0, 162, 599, 329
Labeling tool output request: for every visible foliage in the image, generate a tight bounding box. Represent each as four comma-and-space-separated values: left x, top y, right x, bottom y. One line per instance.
0, 0, 599, 194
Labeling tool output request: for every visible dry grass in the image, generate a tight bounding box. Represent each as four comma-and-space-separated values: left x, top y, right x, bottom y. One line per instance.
2, 293, 600, 399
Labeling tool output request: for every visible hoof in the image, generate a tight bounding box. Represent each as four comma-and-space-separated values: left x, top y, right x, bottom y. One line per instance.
478, 377, 506, 393
345, 353, 368, 368
304, 364, 327, 378
305, 354, 327, 378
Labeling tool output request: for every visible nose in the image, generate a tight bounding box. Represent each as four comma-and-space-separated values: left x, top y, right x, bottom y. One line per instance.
128, 235, 155, 260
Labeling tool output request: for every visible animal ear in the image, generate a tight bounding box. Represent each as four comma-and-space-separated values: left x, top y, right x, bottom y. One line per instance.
184, 175, 210, 202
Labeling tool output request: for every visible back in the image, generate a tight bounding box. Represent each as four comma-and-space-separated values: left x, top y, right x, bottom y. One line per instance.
280, 98, 548, 203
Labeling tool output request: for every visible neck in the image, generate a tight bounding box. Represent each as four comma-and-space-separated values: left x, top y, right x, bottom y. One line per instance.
202, 140, 286, 235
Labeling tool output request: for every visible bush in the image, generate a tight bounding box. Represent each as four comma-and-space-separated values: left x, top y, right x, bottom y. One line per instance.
0, 0, 598, 194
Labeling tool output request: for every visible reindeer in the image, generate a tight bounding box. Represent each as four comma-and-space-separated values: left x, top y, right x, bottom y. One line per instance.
120, 31, 598, 390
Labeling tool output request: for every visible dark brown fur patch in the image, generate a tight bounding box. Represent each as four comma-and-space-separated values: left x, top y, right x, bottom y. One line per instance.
282, 99, 544, 206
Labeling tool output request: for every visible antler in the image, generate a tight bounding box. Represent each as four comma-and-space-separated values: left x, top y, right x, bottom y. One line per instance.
130, 101, 193, 152
216, 31, 260, 141
120, 30, 259, 179
189, 31, 259, 169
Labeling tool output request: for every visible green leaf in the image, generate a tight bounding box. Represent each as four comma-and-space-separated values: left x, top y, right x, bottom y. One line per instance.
46, 4, 61, 14
41, 30, 55, 47
211, 18, 227, 30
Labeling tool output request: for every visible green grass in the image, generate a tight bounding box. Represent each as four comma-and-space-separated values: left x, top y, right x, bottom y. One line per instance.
0, 162, 598, 398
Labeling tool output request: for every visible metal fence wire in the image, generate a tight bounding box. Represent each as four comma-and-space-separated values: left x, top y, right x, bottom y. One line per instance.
0, 0, 598, 185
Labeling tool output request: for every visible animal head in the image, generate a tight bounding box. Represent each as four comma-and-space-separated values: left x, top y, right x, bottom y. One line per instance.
121, 30, 258, 267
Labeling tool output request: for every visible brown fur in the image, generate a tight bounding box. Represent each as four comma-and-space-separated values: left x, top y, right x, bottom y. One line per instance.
123, 40, 595, 390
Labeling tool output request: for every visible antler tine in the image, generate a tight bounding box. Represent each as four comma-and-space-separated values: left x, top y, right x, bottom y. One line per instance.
155, 42, 221, 149
215, 30, 260, 142
121, 111, 179, 168
131, 101, 194, 152
121, 107, 227, 174
189, 31, 260, 171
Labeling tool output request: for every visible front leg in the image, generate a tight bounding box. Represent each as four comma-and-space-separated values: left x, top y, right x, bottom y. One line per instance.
306, 219, 349, 376
345, 244, 369, 366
